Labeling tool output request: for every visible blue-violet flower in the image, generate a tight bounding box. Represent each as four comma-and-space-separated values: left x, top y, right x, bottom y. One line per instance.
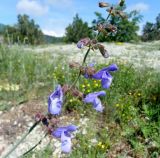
48, 85, 63, 115
92, 64, 118, 89
83, 91, 106, 112
52, 125, 77, 153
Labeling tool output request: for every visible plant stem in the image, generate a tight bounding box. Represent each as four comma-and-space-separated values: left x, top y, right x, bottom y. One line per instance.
69, 47, 91, 90
82, 47, 91, 66
106, 14, 111, 21
2, 120, 41, 158
21, 132, 48, 157
68, 12, 111, 91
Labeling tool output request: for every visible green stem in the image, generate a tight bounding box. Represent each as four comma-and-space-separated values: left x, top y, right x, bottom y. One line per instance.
82, 47, 91, 66
21, 132, 48, 157
69, 47, 91, 90
106, 14, 111, 21
2, 120, 41, 158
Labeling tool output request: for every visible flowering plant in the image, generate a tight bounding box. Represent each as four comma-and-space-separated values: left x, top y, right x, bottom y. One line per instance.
3, 0, 126, 157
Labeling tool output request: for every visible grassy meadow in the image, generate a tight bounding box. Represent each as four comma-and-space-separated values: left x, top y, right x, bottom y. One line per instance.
0, 42, 160, 158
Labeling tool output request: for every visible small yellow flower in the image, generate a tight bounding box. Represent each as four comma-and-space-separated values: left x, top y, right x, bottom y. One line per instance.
81, 85, 85, 88
137, 93, 141, 96
87, 84, 90, 87
69, 99, 73, 103
101, 145, 105, 149
87, 89, 91, 93
98, 142, 102, 146
129, 92, 132, 95
95, 83, 99, 87
115, 104, 119, 107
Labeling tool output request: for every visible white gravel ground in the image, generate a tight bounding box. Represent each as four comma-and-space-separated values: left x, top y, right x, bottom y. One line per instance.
22, 41, 160, 71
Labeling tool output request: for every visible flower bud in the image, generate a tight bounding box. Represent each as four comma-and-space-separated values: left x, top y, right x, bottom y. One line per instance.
42, 117, 49, 126
97, 44, 109, 58
69, 62, 80, 69
99, 2, 110, 8
85, 67, 96, 77
77, 38, 90, 49
91, 39, 98, 45
104, 24, 117, 32
80, 66, 86, 75
35, 113, 41, 122
71, 88, 84, 99
97, 24, 108, 36
106, 7, 114, 14
115, 10, 127, 18
62, 84, 70, 94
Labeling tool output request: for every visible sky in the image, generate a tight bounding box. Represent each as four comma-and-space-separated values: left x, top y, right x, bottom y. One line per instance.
0, 0, 159, 37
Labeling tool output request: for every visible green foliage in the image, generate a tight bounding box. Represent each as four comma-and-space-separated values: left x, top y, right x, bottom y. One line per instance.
0, 44, 160, 157
142, 22, 157, 41
0, 23, 6, 34
65, 14, 91, 43
142, 13, 160, 41
3, 14, 44, 45
92, 7, 142, 42
44, 35, 64, 44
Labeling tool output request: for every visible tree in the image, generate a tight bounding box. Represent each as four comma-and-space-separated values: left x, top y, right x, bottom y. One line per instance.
65, 14, 91, 43
142, 22, 156, 41
92, 5, 142, 42
3, 14, 44, 45
155, 13, 160, 40
0, 23, 6, 34
142, 13, 160, 41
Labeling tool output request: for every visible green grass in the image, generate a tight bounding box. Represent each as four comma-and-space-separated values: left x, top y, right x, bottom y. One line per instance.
0, 44, 160, 157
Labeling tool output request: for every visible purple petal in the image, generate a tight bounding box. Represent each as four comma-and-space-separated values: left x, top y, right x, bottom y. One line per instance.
84, 91, 106, 112
52, 127, 67, 138
106, 64, 118, 72
93, 98, 104, 112
92, 69, 104, 79
48, 98, 62, 115
94, 91, 106, 97
50, 85, 62, 99
61, 131, 72, 153
83, 93, 95, 103
48, 85, 63, 115
84, 91, 106, 103
92, 64, 118, 79
77, 41, 84, 49
101, 72, 113, 89
84, 73, 89, 79
66, 125, 78, 132
88, 63, 95, 67
52, 125, 77, 138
